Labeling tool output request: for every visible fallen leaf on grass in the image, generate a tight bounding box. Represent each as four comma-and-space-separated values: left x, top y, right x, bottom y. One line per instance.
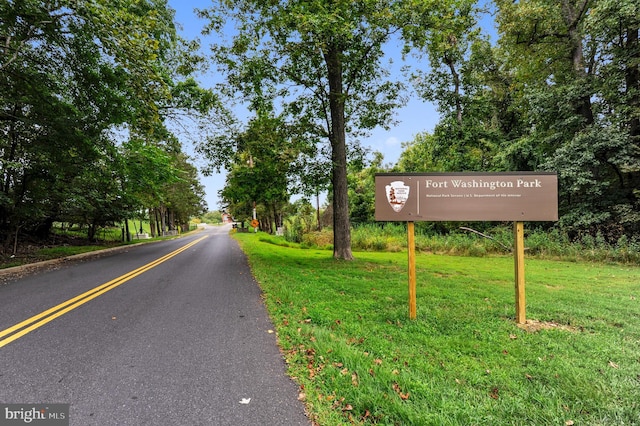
608, 361, 619, 369
565, 420, 574, 426
331, 397, 346, 409
489, 387, 499, 400
392, 383, 410, 400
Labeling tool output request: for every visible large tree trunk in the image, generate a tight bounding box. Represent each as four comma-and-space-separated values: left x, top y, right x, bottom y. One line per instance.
87, 222, 97, 242
562, 0, 594, 125
272, 203, 278, 234
124, 218, 131, 242
324, 43, 353, 260
33, 217, 54, 239
625, 26, 640, 138
149, 208, 157, 237
158, 206, 165, 235
444, 53, 463, 125
316, 191, 322, 231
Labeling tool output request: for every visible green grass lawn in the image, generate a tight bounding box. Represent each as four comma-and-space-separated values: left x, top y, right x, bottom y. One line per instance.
234, 233, 640, 425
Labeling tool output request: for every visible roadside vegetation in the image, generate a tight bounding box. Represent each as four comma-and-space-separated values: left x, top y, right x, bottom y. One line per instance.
1, 2, 213, 258
0, 220, 201, 270
233, 231, 640, 425
280, 222, 640, 265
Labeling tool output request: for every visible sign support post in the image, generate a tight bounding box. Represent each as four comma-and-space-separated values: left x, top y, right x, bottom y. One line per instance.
514, 221, 526, 324
407, 222, 417, 320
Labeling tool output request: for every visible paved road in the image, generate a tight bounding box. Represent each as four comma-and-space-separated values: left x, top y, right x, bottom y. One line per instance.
0, 225, 310, 425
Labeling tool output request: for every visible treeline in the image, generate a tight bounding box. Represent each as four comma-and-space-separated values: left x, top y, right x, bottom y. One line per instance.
207, 1, 639, 244
1, 1, 219, 252
391, 0, 640, 242
2, 1, 638, 257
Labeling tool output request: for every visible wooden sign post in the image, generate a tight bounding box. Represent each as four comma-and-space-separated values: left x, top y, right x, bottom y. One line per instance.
407, 222, 417, 320
514, 221, 526, 324
375, 173, 558, 323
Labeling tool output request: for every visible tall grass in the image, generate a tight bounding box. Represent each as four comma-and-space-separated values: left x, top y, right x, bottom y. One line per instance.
291, 224, 640, 264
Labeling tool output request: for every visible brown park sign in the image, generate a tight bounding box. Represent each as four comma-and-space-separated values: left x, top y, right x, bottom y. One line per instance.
376, 172, 558, 324
375, 172, 558, 222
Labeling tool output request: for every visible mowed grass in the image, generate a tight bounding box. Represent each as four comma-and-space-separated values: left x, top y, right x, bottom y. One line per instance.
234, 233, 640, 426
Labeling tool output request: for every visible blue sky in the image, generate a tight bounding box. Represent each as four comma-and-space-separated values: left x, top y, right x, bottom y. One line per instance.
167, 1, 490, 210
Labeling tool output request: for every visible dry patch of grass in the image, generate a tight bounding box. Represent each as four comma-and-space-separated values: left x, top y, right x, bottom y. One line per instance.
517, 319, 581, 333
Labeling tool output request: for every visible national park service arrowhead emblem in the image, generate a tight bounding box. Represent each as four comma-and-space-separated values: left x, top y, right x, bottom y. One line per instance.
385, 181, 410, 212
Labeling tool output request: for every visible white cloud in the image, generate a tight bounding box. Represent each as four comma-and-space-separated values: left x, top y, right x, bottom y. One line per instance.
385, 136, 400, 147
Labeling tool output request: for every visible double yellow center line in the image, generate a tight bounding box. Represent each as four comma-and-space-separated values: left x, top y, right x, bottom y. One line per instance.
0, 235, 208, 349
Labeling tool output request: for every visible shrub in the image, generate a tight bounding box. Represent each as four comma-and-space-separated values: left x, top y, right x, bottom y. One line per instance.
301, 229, 334, 249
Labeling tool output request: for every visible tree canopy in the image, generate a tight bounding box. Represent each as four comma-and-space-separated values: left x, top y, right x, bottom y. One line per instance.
0, 0, 214, 249
2, 0, 638, 253
392, 0, 639, 240
198, 0, 424, 259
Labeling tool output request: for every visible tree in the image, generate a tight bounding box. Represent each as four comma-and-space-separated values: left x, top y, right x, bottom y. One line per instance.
199, 0, 408, 259
0, 0, 215, 249
402, 0, 509, 172
0, 0, 119, 244
202, 210, 223, 224
163, 152, 207, 232
395, 132, 447, 172
293, 153, 330, 230
219, 112, 299, 233
495, 0, 640, 238
61, 143, 130, 241
348, 151, 387, 226
397, 0, 639, 238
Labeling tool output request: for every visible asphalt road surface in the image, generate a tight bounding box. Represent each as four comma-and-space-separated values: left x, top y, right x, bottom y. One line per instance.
0, 224, 310, 425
